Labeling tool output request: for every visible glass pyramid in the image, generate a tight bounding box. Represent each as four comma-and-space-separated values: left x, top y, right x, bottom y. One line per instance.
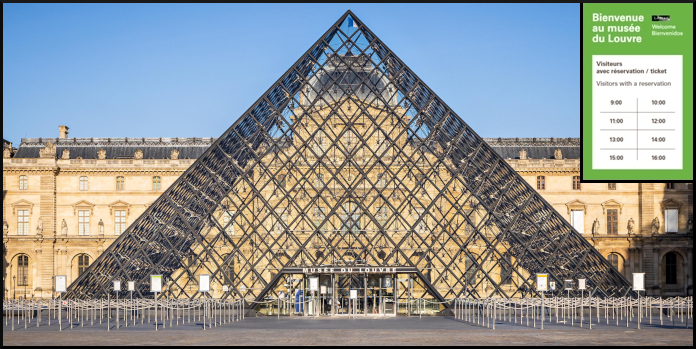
66, 11, 633, 306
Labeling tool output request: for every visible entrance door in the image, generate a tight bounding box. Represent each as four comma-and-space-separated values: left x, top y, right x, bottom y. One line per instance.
334, 274, 365, 315
396, 274, 413, 315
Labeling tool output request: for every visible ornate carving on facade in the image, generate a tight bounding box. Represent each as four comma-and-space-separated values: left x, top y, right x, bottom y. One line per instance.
627, 217, 635, 235
652, 217, 660, 235
39, 140, 56, 158
3, 219, 8, 236
554, 149, 562, 160
3, 147, 10, 159
36, 218, 43, 236
61, 219, 68, 235
592, 218, 600, 236
98, 219, 104, 236
518, 149, 527, 160
134, 149, 143, 160
61, 149, 70, 159
687, 216, 692, 235
97, 148, 106, 160
170, 149, 179, 160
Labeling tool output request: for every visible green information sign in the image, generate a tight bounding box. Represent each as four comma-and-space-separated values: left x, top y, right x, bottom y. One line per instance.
582, 3, 692, 181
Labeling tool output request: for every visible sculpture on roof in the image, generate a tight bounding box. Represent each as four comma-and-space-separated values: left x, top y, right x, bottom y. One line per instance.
3, 147, 10, 159
97, 148, 106, 160
134, 149, 143, 160
518, 149, 527, 160
170, 149, 179, 160
39, 140, 56, 158
554, 149, 563, 160
61, 149, 70, 159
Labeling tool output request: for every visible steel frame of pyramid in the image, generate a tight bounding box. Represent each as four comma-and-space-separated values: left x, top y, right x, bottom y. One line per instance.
66, 11, 633, 305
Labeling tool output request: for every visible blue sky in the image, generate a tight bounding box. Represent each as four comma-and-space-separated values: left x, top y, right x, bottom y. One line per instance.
3, 4, 580, 144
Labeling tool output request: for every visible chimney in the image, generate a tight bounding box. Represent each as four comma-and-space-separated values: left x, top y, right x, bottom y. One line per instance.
59, 126, 69, 139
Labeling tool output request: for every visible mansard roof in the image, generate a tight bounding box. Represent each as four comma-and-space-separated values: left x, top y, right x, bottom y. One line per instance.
13, 136, 580, 160
14, 137, 215, 159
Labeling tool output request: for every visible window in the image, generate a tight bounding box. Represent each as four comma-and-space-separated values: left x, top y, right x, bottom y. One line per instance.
414, 208, 427, 235
314, 130, 326, 154
341, 201, 361, 233
572, 176, 581, 190
116, 176, 125, 191
344, 130, 357, 152
152, 176, 161, 191
19, 175, 28, 190
313, 207, 326, 231
114, 210, 126, 235
17, 255, 29, 286
608, 183, 616, 190
608, 253, 620, 271
375, 206, 387, 227
17, 210, 29, 236
275, 209, 287, 234
79, 176, 89, 191
666, 183, 675, 189
222, 254, 234, 284
606, 209, 618, 235
500, 255, 512, 285
570, 210, 585, 234
78, 210, 90, 236
77, 254, 90, 277
315, 173, 324, 189
665, 209, 678, 233
665, 252, 677, 285
375, 131, 386, 154
537, 176, 545, 190
223, 211, 235, 235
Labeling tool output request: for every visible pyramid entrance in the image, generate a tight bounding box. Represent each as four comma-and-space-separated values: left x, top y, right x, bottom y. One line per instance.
66, 11, 632, 315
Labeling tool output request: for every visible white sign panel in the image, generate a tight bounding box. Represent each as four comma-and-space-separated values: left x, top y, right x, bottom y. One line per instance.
536, 274, 548, 292
320, 285, 327, 295
222, 285, 229, 292
128, 281, 135, 292
278, 291, 286, 299
633, 273, 645, 291
55, 275, 67, 293
578, 279, 586, 291
150, 275, 162, 293
349, 289, 358, 300
564, 280, 573, 291
114, 280, 121, 292
550, 282, 556, 291
199, 274, 210, 293
309, 277, 319, 292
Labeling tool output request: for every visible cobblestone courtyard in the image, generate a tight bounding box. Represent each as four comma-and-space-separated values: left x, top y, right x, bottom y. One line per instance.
3, 316, 692, 346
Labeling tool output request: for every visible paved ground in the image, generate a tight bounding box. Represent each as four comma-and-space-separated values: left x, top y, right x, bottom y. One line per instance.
3, 315, 692, 346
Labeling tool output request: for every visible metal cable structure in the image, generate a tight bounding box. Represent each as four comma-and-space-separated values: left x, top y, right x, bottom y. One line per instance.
65, 11, 633, 307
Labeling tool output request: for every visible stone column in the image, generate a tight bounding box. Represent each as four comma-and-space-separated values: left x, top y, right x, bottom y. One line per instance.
687, 248, 693, 295
653, 247, 661, 295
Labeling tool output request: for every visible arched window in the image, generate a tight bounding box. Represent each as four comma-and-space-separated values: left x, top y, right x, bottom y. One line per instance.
607, 253, 624, 275
17, 255, 29, 286
77, 254, 90, 277
221, 254, 235, 285
500, 254, 513, 285
79, 176, 89, 191
19, 175, 28, 190
116, 176, 125, 190
152, 176, 161, 191
665, 252, 678, 285
537, 176, 545, 190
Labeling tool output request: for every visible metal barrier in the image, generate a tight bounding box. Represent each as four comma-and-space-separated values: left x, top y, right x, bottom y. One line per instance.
3, 298, 246, 331
453, 296, 692, 330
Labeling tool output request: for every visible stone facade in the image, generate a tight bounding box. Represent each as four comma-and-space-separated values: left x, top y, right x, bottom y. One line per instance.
2, 130, 692, 299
